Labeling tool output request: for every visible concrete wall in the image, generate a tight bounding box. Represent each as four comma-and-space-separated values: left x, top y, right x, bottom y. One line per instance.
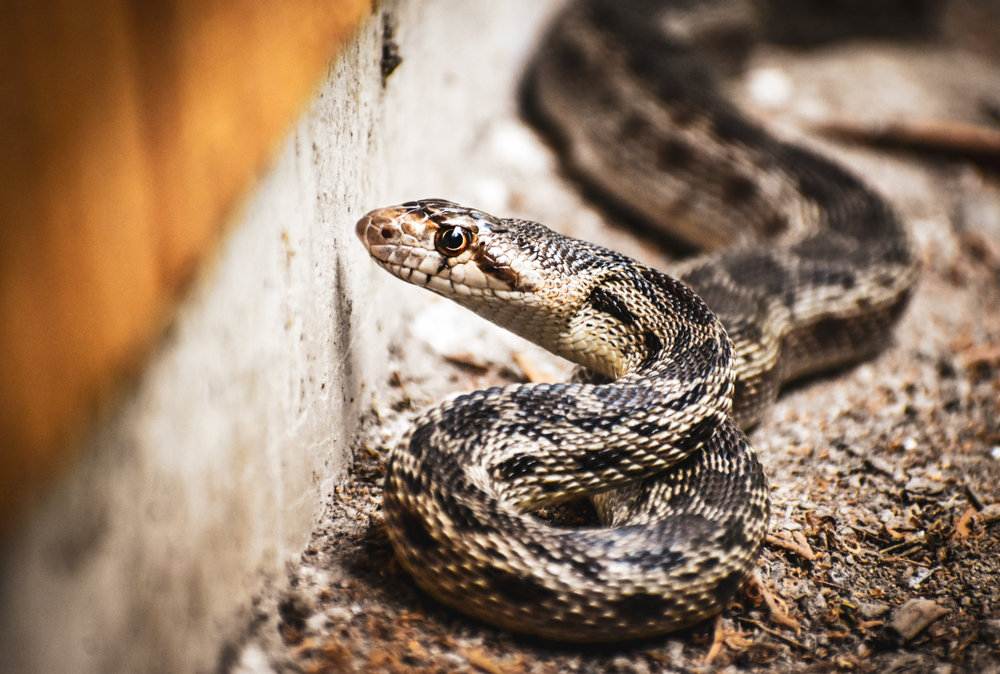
0, 1, 559, 673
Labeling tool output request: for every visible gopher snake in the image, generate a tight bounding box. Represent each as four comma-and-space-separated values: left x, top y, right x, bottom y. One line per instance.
356, 0, 916, 642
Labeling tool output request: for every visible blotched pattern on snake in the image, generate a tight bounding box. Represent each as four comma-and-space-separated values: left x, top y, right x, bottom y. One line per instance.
355, 0, 916, 641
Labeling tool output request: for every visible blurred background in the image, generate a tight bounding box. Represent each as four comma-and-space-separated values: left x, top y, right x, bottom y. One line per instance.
1, 1, 999, 673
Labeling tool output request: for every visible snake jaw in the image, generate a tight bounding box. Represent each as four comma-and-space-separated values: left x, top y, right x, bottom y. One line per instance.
357, 201, 542, 298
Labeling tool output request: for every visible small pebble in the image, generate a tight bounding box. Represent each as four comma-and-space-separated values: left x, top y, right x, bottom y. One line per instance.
879, 598, 949, 645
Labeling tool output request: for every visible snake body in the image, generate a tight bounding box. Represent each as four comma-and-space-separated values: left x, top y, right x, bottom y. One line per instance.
355, 0, 916, 642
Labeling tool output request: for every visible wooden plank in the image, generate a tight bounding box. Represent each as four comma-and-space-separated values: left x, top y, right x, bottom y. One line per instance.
0, 0, 371, 532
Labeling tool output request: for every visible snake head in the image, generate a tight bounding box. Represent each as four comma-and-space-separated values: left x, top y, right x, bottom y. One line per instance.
356, 199, 543, 296
356, 199, 710, 379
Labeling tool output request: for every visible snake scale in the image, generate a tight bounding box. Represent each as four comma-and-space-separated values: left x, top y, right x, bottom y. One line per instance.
356, 0, 917, 641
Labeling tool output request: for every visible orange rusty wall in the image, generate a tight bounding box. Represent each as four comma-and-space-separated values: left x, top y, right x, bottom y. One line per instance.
0, 0, 371, 532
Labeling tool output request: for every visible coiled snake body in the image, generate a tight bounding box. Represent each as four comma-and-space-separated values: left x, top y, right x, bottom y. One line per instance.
356, 0, 916, 642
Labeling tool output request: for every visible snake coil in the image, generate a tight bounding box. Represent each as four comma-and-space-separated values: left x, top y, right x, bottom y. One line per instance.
356, 0, 916, 641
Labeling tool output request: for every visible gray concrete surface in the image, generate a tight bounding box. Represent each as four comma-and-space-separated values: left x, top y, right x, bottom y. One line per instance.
0, 1, 563, 672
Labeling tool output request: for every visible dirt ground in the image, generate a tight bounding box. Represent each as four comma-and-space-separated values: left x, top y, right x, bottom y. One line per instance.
232, 27, 1000, 674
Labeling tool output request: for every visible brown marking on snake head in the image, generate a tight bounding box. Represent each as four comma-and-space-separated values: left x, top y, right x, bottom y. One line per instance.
472, 242, 521, 290
402, 216, 429, 238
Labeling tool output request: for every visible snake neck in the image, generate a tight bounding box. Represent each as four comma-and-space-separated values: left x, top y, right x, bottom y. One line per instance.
356, 200, 736, 399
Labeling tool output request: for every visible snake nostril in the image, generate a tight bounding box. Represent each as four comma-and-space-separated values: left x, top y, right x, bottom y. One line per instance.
381, 226, 394, 240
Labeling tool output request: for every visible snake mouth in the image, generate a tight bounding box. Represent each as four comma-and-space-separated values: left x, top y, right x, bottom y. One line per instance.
355, 204, 463, 290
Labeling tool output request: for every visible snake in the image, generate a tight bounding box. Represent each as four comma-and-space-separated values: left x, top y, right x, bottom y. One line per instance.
354, 0, 917, 642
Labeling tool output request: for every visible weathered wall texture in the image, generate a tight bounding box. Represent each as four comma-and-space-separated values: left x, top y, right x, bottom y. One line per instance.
0, 0, 372, 532
0, 1, 559, 673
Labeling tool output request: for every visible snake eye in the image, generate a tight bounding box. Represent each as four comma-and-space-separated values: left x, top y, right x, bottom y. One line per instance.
435, 225, 472, 256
